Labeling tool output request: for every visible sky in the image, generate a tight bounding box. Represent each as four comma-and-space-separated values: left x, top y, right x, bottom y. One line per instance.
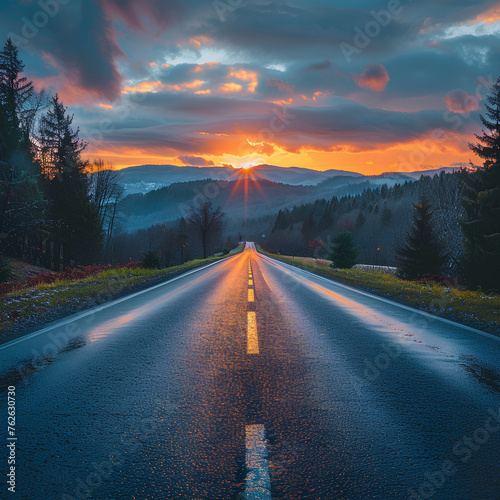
1, 0, 500, 174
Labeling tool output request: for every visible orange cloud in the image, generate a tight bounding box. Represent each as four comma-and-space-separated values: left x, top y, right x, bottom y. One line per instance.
474, 5, 500, 23
219, 82, 243, 93
195, 89, 211, 94
122, 79, 205, 94
227, 68, 259, 93
182, 80, 205, 89
122, 80, 164, 93
189, 36, 213, 48
98, 103, 113, 110
352, 63, 390, 92
193, 62, 219, 73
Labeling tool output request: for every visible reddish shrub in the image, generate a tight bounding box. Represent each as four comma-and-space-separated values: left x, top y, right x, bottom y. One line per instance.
0, 261, 141, 296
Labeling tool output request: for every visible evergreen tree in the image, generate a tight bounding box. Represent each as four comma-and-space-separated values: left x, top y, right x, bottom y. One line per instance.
301, 213, 317, 240
329, 231, 359, 269
0, 38, 34, 159
142, 250, 161, 269
462, 76, 500, 291
381, 205, 392, 225
396, 198, 447, 279
318, 204, 334, 231
355, 211, 366, 229
38, 95, 102, 264
0, 39, 44, 266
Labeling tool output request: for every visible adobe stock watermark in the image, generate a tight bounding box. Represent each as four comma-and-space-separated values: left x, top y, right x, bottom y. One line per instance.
362, 342, 403, 383
61, 394, 176, 500
408, 406, 500, 499
340, 0, 404, 63
87, 91, 148, 146
213, 0, 245, 22
8, 0, 72, 46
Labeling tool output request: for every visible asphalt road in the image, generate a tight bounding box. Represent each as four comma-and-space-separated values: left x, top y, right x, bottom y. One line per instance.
1, 243, 500, 499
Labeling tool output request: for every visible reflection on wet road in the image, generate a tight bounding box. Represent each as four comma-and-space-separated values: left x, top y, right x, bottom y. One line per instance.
1, 243, 500, 499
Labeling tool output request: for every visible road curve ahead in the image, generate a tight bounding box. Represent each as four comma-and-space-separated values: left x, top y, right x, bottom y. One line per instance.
1, 243, 500, 499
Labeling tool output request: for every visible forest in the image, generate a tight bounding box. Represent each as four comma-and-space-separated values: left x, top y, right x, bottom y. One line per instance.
1, 36, 499, 292
0, 38, 232, 273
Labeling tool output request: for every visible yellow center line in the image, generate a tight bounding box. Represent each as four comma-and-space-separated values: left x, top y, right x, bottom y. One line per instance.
245, 424, 271, 497
247, 311, 258, 354
248, 279, 253, 286
248, 288, 255, 302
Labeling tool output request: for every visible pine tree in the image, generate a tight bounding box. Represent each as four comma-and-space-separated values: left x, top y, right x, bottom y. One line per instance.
396, 198, 447, 279
381, 205, 392, 225
0, 39, 44, 266
462, 76, 500, 291
0, 38, 34, 159
329, 231, 359, 269
301, 213, 317, 239
355, 211, 366, 229
318, 204, 334, 231
38, 94, 85, 178
39, 95, 102, 264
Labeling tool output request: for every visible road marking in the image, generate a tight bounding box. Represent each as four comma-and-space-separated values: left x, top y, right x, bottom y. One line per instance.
244, 424, 271, 499
257, 251, 500, 342
0, 254, 241, 351
248, 289, 255, 302
249, 279, 254, 286
247, 312, 259, 354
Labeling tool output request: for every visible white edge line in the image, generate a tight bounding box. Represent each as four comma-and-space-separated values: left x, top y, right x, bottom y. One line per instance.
0, 255, 238, 351
257, 250, 500, 343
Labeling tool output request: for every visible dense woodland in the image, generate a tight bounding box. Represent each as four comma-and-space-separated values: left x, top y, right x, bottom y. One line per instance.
259, 172, 464, 272
0, 38, 231, 272
1, 37, 499, 291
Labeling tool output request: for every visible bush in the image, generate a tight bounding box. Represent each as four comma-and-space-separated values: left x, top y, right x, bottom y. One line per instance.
0, 259, 11, 283
222, 248, 230, 255
329, 232, 359, 269
141, 251, 161, 269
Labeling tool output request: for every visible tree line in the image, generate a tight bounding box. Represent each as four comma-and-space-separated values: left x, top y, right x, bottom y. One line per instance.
0, 38, 122, 272
0, 38, 227, 275
263, 77, 500, 292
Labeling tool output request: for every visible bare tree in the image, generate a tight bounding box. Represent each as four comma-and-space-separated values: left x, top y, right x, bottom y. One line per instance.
88, 159, 125, 262
187, 201, 225, 259
426, 172, 465, 274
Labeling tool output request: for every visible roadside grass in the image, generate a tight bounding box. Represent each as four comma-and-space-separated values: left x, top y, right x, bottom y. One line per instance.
0, 245, 243, 335
259, 249, 500, 332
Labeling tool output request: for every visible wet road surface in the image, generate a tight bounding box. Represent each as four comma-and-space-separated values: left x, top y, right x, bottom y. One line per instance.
1, 243, 500, 499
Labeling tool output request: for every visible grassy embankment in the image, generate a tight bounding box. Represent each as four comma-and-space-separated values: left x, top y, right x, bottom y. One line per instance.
259, 248, 500, 334
0, 245, 243, 339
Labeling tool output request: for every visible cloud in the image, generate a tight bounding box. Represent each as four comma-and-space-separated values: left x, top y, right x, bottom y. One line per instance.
352, 63, 390, 92
0, 0, 494, 172
443, 88, 482, 113
178, 155, 215, 166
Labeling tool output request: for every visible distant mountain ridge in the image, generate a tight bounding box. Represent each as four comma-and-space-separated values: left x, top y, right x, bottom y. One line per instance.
114, 164, 363, 195
113, 164, 461, 196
